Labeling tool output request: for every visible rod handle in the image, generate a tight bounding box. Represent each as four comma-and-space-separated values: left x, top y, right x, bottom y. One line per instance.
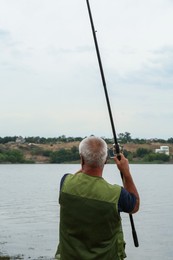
129, 214, 139, 247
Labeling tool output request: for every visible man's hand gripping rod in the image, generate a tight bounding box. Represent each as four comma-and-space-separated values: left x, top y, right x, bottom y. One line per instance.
86, 0, 139, 247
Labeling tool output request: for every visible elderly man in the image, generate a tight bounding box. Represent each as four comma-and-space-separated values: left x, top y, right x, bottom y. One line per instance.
55, 136, 140, 259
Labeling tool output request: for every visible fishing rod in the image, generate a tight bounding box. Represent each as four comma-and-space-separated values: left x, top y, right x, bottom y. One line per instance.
86, 0, 139, 247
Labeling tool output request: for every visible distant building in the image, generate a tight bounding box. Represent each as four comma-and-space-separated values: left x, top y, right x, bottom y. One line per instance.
155, 146, 169, 155
16, 136, 25, 144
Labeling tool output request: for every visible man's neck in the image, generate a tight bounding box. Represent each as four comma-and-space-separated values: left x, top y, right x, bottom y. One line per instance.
81, 165, 103, 177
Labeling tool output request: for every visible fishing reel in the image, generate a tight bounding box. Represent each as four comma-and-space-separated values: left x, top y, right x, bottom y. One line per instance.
108, 143, 123, 159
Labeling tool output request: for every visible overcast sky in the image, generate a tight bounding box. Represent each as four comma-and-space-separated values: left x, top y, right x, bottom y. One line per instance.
0, 0, 173, 139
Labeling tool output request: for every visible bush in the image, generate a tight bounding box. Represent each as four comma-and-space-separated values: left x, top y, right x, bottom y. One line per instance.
0, 153, 7, 162
0, 150, 25, 163
143, 153, 170, 163
50, 146, 80, 163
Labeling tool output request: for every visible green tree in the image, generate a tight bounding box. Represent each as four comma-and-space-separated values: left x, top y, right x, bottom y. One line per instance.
135, 148, 152, 158
167, 137, 173, 143
0, 136, 16, 144
0, 153, 7, 162
50, 148, 67, 163
50, 146, 80, 163
133, 138, 147, 144
118, 132, 132, 144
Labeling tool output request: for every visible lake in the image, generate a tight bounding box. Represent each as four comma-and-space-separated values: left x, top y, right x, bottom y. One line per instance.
0, 164, 173, 259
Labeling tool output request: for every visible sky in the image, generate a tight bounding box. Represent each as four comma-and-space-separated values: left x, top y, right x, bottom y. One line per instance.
0, 0, 173, 139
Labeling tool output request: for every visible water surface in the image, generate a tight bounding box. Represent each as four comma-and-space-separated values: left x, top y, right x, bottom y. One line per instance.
0, 164, 173, 259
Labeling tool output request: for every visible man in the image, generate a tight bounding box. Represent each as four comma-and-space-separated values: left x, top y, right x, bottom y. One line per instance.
55, 136, 140, 259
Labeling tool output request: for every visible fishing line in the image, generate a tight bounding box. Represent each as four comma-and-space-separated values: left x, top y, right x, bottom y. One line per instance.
86, 0, 139, 247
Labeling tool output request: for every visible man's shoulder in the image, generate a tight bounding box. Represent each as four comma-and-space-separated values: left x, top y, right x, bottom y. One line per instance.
60, 173, 71, 190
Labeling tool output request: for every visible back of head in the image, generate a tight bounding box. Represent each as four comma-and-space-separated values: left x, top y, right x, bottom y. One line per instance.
79, 136, 107, 168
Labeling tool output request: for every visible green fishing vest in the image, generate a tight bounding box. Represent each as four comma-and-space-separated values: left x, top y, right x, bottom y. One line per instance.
57, 172, 126, 260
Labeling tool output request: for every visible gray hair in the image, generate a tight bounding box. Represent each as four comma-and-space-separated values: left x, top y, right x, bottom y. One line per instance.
79, 136, 108, 168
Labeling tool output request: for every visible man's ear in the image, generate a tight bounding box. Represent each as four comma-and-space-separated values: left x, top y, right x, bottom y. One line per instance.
80, 155, 85, 166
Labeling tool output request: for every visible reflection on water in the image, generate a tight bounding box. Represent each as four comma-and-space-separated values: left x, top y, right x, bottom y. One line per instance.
0, 164, 173, 259
0, 164, 70, 259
